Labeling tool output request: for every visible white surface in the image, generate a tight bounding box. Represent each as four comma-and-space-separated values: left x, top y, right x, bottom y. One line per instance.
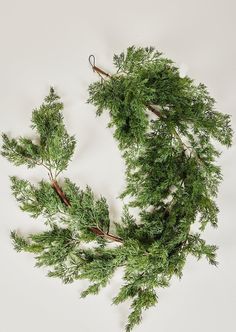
0, 1, 235, 331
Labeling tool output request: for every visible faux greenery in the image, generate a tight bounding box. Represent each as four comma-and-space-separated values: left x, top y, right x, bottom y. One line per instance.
2, 47, 233, 332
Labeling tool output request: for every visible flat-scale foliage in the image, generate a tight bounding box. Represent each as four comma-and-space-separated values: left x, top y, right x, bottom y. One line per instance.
1, 47, 233, 332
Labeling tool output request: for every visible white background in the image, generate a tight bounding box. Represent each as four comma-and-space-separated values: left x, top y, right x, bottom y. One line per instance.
0, 1, 235, 331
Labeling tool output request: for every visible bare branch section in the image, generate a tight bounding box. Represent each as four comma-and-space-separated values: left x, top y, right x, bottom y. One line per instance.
90, 226, 123, 243
92, 65, 111, 78
51, 179, 123, 243
147, 105, 162, 118
51, 180, 71, 206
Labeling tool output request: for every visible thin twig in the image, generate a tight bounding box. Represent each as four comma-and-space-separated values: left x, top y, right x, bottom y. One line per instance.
51, 180, 71, 206
90, 226, 123, 243
147, 105, 162, 118
172, 128, 204, 165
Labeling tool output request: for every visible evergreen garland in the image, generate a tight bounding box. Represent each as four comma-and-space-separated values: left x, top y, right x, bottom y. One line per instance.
2, 47, 233, 332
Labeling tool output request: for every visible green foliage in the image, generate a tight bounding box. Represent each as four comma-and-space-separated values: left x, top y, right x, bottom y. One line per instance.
11, 230, 44, 253
1, 134, 41, 168
2, 47, 233, 332
10, 176, 65, 219
125, 288, 158, 332
88, 46, 233, 330
89, 46, 233, 149
60, 178, 111, 240
2, 87, 76, 178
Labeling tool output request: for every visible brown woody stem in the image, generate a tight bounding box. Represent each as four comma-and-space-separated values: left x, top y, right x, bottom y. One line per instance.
92, 65, 111, 78
90, 227, 123, 243
51, 180, 71, 206
51, 179, 123, 243
147, 105, 162, 118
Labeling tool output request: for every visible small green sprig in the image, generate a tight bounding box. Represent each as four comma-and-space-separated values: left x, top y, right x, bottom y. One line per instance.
2, 87, 76, 179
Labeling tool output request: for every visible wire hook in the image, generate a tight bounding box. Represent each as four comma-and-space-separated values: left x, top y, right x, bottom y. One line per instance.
88, 54, 96, 70
88, 54, 111, 80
